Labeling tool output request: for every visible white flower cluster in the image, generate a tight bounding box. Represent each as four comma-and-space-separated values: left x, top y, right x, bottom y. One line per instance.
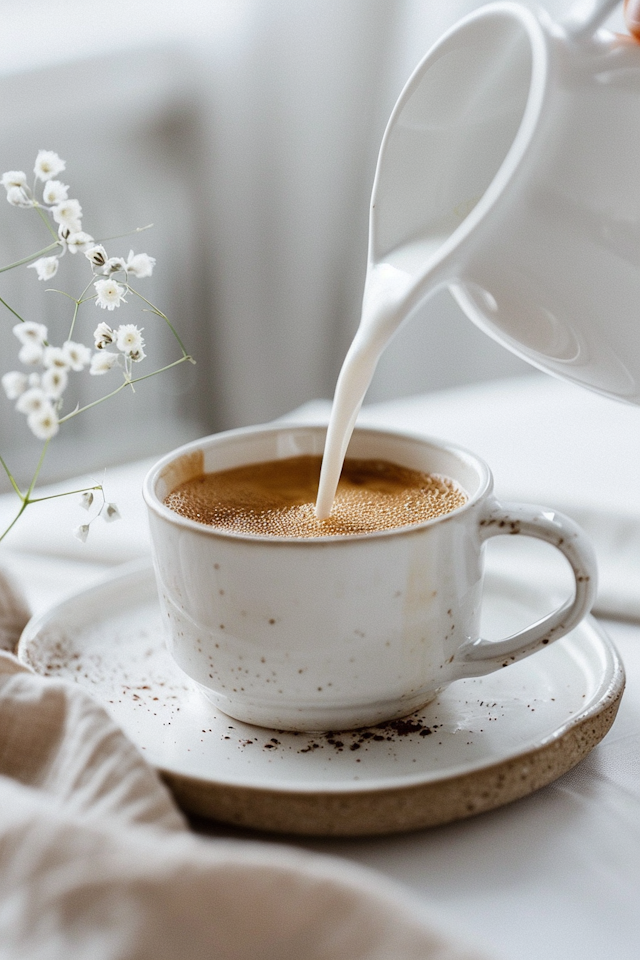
2, 152, 91, 270
0, 149, 191, 547
86, 243, 155, 281
90, 321, 146, 371
1, 151, 155, 290
91, 323, 145, 373
73, 489, 121, 543
1, 323, 92, 439
0, 150, 158, 441
2, 317, 147, 437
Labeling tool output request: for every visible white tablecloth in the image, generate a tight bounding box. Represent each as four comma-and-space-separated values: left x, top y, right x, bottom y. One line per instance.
1, 373, 640, 960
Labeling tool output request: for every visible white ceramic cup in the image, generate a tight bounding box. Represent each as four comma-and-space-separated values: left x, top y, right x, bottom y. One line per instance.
370, 0, 640, 402
143, 424, 597, 732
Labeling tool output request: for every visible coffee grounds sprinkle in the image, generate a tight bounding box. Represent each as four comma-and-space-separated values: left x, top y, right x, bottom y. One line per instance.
31, 629, 510, 765
250, 715, 442, 755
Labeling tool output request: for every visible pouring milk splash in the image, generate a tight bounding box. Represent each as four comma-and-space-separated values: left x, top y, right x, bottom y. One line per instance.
313, 21, 478, 519
314, 261, 422, 520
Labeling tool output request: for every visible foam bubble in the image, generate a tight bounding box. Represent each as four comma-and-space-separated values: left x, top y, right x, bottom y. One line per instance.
164, 455, 467, 538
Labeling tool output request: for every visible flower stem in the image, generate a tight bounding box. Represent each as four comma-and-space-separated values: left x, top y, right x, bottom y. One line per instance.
67, 278, 96, 340
58, 355, 193, 423
0, 440, 52, 541
45, 288, 79, 302
33, 203, 60, 242
0, 241, 60, 274
25, 440, 50, 500
0, 501, 29, 544
28, 483, 102, 504
96, 224, 153, 244
0, 454, 23, 497
127, 285, 190, 357
0, 295, 27, 323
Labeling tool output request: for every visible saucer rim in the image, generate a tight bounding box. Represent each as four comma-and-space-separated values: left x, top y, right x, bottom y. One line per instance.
18, 559, 625, 835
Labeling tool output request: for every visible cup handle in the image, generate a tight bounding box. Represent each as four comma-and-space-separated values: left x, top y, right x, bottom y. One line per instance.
455, 499, 598, 677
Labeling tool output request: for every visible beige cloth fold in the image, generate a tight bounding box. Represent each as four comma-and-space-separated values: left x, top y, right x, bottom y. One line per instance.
0, 566, 30, 653
0, 571, 491, 960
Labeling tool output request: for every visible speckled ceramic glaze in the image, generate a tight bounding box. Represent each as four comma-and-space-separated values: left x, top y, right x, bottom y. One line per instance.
143, 425, 597, 731
16, 563, 624, 837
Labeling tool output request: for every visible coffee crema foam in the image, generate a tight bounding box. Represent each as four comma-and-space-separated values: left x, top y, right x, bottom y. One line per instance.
164, 455, 467, 537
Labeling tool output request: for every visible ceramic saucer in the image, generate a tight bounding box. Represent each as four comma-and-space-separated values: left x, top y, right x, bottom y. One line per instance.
18, 560, 624, 837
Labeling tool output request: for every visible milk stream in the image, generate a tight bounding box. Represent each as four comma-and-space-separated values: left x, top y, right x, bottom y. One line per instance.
315, 241, 443, 520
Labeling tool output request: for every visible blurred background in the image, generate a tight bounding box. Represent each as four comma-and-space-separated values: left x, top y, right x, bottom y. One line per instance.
0, 0, 625, 490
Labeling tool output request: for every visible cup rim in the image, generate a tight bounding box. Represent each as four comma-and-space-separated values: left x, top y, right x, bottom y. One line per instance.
142, 422, 493, 544
370, 0, 549, 281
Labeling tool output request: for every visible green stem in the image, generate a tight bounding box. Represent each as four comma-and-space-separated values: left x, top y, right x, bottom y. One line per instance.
0, 501, 29, 544
0, 454, 23, 497
95, 224, 153, 244
45, 288, 79, 302
1, 444, 50, 542
0, 452, 29, 545
120, 354, 195, 386
0, 241, 60, 274
28, 483, 102, 504
33, 203, 60, 242
0, 295, 27, 323
127, 285, 190, 357
68, 278, 96, 340
58, 355, 193, 423
0, 473, 103, 543
25, 440, 50, 500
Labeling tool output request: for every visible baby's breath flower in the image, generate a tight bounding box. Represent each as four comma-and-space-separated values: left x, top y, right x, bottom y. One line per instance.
27, 404, 59, 440
18, 343, 44, 366
89, 351, 119, 375
85, 244, 108, 268
126, 250, 155, 279
62, 340, 91, 371
43, 346, 70, 371
103, 502, 121, 522
34, 150, 65, 183
95, 278, 127, 311
1, 170, 27, 190
42, 180, 69, 205
28, 373, 41, 388
73, 523, 90, 543
115, 324, 144, 356
66, 231, 94, 254
6, 185, 33, 208
79, 491, 94, 510
93, 322, 114, 349
41, 367, 68, 399
16, 387, 47, 415
105, 257, 127, 274
13, 321, 48, 346
1, 371, 28, 399
52, 198, 82, 229
27, 256, 59, 281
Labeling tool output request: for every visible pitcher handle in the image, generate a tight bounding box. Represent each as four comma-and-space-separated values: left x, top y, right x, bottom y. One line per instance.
563, 0, 620, 40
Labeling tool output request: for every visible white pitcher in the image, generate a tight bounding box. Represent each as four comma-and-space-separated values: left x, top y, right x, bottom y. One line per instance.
370, 0, 640, 402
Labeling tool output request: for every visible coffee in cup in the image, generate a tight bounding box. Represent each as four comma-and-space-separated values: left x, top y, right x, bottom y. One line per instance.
163, 455, 466, 537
